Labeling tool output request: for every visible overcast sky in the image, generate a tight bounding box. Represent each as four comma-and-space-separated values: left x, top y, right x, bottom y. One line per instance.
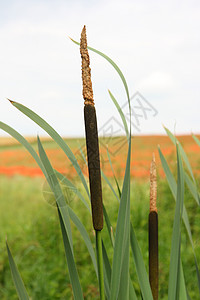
0, 0, 200, 137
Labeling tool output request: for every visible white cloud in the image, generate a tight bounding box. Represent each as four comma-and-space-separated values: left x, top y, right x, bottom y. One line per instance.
137, 71, 176, 93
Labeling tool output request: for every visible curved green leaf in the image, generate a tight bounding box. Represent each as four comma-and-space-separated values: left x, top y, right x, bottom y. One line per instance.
8, 100, 89, 198
158, 146, 200, 294
6, 242, 30, 300
108, 90, 129, 139
37, 137, 84, 300
168, 144, 184, 300
192, 135, 200, 147
110, 138, 131, 299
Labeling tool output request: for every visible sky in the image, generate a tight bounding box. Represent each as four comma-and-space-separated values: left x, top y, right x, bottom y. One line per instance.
0, 0, 200, 138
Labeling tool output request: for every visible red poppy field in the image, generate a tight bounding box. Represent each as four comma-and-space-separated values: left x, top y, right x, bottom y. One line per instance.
0, 135, 199, 180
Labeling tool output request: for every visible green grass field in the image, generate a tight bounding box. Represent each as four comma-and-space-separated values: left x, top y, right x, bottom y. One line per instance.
0, 174, 199, 299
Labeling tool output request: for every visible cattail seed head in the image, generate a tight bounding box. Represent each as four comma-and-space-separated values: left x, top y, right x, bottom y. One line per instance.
150, 153, 157, 213
80, 26, 103, 231
80, 26, 94, 106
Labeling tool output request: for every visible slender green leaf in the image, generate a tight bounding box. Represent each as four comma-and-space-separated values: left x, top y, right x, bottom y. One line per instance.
117, 234, 130, 300
168, 144, 184, 300
179, 261, 188, 300
103, 204, 114, 247
101, 171, 120, 202
77, 142, 88, 165
106, 147, 122, 199
37, 137, 84, 299
57, 207, 84, 300
192, 134, 200, 146
102, 241, 111, 299
0, 122, 46, 176
184, 172, 200, 206
108, 90, 129, 139
9, 100, 89, 197
158, 146, 193, 243
110, 138, 131, 299
159, 146, 200, 293
68, 206, 97, 275
6, 242, 30, 300
130, 223, 153, 300
55, 170, 90, 210
37, 136, 73, 247
106, 133, 151, 299
129, 279, 138, 300
158, 145, 176, 198
164, 127, 194, 181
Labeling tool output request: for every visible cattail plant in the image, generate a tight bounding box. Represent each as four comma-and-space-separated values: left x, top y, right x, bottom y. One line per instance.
3, 26, 199, 300
80, 25, 104, 299
149, 153, 159, 300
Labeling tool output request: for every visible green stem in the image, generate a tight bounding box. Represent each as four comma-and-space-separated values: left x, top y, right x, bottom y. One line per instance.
96, 230, 105, 300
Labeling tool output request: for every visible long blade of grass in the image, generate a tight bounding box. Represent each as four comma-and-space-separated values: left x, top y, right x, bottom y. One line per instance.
106, 147, 122, 199
108, 90, 129, 139
165, 128, 200, 205
168, 143, 184, 300
192, 134, 200, 146
106, 139, 152, 299
57, 207, 84, 300
6, 242, 30, 300
8, 100, 89, 198
110, 138, 131, 300
184, 172, 200, 206
158, 145, 176, 198
102, 241, 111, 299
179, 260, 188, 300
55, 170, 90, 210
158, 146, 200, 293
68, 206, 97, 275
129, 280, 138, 300
164, 127, 195, 181
37, 137, 84, 299
117, 234, 130, 300
130, 223, 153, 300
103, 204, 114, 247
37, 136, 73, 247
0, 122, 46, 176
101, 171, 120, 202
158, 146, 192, 242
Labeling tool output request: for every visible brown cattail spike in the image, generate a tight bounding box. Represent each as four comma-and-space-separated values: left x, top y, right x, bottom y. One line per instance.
149, 153, 159, 300
80, 26, 103, 231
80, 26, 94, 106
150, 152, 157, 213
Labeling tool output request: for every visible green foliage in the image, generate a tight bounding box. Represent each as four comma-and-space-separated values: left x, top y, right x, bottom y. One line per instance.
0, 32, 199, 300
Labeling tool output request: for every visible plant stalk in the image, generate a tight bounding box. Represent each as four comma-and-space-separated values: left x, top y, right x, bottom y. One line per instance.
96, 230, 105, 300
80, 25, 104, 299
149, 153, 159, 300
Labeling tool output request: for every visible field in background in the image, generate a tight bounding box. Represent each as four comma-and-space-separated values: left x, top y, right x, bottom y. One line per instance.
0, 135, 200, 299
0, 135, 200, 180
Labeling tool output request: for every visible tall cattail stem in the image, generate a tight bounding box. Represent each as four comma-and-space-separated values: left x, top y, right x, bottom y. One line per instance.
149, 153, 159, 300
80, 25, 103, 231
80, 25, 104, 300
96, 230, 104, 300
